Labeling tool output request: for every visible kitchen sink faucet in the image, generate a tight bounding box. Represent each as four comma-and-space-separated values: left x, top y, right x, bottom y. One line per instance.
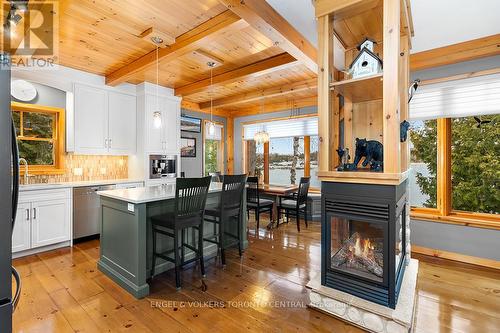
19, 158, 29, 184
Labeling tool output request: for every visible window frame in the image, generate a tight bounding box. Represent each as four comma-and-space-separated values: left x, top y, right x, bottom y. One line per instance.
202, 119, 224, 176
242, 114, 319, 191
410, 118, 500, 229
11, 102, 65, 175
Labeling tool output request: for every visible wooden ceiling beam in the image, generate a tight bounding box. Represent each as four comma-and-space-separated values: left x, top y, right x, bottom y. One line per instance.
314, 0, 366, 18
219, 0, 318, 73
228, 96, 318, 118
410, 34, 500, 72
181, 100, 228, 117
174, 53, 297, 96
105, 10, 246, 86
199, 78, 317, 109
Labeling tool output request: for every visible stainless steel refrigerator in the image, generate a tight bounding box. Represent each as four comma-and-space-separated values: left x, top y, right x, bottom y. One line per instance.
0, 52, 21, 333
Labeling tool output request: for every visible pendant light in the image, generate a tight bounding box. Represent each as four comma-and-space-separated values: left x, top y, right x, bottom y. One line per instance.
207, 61, 216, 136
254, 96, 270, 144
152, 40, 162, 129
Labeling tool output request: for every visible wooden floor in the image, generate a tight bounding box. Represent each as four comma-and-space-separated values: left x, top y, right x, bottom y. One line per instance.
12, 217, 500, 333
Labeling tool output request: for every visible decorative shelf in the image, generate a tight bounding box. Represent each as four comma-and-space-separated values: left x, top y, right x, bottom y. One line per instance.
329, 73, 383, 103
316, 169, 409, 186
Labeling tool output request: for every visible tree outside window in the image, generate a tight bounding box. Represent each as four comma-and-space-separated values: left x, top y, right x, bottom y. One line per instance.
451, 115, 499, 214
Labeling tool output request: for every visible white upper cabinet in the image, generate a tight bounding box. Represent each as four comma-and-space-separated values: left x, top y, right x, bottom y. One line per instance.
73, 83, 136, 155
145, 94, 164, 152
143, 94, 180, 154
108, 91, 137, 154
74, 84, 108, 154
163, 98, 181, 154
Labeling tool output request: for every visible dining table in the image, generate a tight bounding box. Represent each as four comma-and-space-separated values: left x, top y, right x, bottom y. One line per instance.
257, 184, 298, 229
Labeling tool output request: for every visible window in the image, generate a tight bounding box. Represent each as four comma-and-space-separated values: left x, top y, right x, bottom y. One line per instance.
243, 116, 319, 189
310, 136, 320, 188
269, 136, 304, 185
409, 119, 437, 208
245, 140, 264, 179
451, 115, 499, 214
11, 102, 65, 174
203, 121, 224, 176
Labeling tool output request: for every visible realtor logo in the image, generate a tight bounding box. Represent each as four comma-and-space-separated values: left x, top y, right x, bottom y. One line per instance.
1, 0, 59, 69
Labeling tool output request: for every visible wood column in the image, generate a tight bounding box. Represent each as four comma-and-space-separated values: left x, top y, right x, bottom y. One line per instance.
382, 0, 401, 174
437, 118, 452, 215
400, 35, 410, 173
226, 116, 234, 174
304, 136, 311, 176
263, 142, 270, 184
317, 15, 333, 172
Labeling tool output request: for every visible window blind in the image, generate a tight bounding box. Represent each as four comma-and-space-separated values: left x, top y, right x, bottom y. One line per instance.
410, 72, 500, 120
243, 117, 318, 140
204, 122, 223, 140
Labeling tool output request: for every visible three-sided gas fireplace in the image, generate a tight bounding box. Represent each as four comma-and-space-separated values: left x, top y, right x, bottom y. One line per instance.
321, 181, 408, 309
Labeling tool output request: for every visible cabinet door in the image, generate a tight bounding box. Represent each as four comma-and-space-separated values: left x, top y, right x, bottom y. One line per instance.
108, 92, 137, 155
31, 199, 70, 248
163, 98, 180, 154
74, 84, 109, 154
145, 94, 164, 152
12, 203, 31, 253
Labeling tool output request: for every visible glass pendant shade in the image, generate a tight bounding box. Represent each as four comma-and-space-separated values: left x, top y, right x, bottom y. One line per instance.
254, 130, 270, 144
208, 121, 216, 136
153, 111, 162, 128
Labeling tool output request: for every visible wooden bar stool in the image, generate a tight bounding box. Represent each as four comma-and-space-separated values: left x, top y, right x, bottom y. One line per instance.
204, 174, 247, 266
150, 176, 211, 290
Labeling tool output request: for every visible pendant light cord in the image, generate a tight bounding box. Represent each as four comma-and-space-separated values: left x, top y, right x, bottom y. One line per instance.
210, 65, 213, 122
156, 46, 159, 110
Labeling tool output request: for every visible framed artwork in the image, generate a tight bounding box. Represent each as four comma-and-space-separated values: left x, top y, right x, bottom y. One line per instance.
181, 115, 202, 133
181, 137, 196, 157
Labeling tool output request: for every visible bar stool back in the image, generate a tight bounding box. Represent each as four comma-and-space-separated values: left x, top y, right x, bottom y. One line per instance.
204, 174, 247, 265
150, 176, 211, 290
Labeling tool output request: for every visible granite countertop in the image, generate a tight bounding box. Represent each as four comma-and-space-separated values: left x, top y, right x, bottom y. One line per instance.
20, 179, 144, 192
98, 182, 222, 204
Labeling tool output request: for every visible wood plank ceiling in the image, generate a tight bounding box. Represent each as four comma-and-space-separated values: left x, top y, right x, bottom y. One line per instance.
56, 0, 318, 117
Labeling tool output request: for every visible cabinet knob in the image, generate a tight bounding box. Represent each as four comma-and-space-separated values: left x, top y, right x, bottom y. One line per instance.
33, 208, 37, 220
26, 208, 30, 221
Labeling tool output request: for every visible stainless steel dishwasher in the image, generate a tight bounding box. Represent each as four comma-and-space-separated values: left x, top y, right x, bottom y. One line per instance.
73, 185, 115, 240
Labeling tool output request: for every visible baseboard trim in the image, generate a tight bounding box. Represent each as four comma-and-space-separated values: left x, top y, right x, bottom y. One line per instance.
412, 245, 500, 270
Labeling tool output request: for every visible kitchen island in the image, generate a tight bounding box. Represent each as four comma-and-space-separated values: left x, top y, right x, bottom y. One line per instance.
97, 183, 247, 298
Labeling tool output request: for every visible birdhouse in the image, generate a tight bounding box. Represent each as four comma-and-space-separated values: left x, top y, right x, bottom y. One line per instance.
349, 38, 383, 79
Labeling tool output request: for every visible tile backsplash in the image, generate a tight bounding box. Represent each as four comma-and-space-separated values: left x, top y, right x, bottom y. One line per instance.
24, 154, 128, 184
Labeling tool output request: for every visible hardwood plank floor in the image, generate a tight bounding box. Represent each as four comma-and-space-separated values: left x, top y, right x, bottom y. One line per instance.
12, 216, 500, 332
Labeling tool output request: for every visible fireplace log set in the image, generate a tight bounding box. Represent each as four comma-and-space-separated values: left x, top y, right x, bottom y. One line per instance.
331, 232, 383, 278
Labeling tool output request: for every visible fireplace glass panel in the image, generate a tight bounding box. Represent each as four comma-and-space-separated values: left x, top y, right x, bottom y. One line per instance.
330, 217, 384, 283
395, 210, 405, 274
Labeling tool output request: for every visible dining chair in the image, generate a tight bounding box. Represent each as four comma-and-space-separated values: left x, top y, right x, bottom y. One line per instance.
203, 174, 247, 265
246, 176, 274, 232
277, 177, 310, 232
209, 171, 222, 182
150, 176, 211, 290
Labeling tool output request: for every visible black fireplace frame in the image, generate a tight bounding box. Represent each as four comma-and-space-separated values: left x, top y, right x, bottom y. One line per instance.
321, 181, 408, 309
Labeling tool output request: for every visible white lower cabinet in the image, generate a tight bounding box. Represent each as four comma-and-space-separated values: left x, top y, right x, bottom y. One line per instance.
31, 198, 70, 248
12, 189, 72, 255
12, 203, 31, 253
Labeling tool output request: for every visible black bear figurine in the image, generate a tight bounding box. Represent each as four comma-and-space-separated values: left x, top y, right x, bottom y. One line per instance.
400, 120, 410, 142
353, 138, 383, 171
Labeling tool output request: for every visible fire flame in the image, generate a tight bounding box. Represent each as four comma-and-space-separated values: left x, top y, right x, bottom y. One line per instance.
353, 237, 374, 258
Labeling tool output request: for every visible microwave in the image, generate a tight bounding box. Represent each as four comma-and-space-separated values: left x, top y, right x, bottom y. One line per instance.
149, 155, 177, 179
